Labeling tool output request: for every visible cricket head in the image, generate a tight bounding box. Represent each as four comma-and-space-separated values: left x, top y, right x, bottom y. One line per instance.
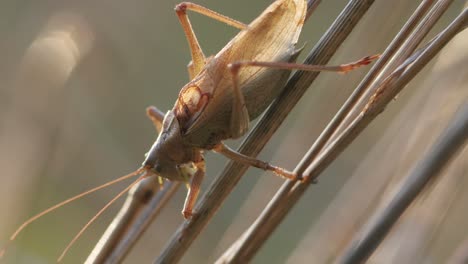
142, 110, 189, 182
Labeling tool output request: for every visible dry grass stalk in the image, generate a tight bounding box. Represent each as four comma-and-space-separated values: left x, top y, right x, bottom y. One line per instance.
334, 9, 468, 263
217, 0, 461, 262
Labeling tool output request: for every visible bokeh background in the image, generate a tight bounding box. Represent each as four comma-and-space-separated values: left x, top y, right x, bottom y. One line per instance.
0, 0, 467, 263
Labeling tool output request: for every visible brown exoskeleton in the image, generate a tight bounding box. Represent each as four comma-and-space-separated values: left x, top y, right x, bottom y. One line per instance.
2, 0, 378, 261
142, 0, 377, 218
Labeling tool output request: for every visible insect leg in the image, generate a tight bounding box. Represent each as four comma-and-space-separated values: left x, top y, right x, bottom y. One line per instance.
186, 60, 197, 81
228, 54, 380, 75
227, 62, 250, 138
226, 55, 379, 137
218, 55, 379, 180
146, 106, 165, 133
213, 143, 296, 180
182, 159, 206, 219
175, 2, 246, 30
175, 2, 247, 79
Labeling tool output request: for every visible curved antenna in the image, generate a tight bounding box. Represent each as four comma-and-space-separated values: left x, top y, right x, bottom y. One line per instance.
57, 172, 149, 262
0, 168, 145, 258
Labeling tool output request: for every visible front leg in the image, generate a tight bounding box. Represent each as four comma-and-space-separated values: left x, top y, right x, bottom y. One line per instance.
182, 158, 206, 219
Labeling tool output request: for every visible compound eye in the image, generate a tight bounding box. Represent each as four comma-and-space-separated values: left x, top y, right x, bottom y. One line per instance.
154, 164, 162, 173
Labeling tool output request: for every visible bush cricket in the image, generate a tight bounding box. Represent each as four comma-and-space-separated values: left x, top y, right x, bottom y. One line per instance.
2, 0, 378, 261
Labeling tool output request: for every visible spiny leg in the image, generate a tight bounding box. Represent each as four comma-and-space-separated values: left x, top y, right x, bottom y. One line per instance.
219, 55, 380, 180
225, 55, 380, 139
175, 2, 247, 29
227, 55, 380, 75
175, 2, 247, 79
213, 143, 296, 180
146, 106, 165, 133
225, 55, 379, 135
182, 158, 206, 219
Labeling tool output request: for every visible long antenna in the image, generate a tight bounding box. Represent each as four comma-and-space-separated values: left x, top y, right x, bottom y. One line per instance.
57, 173, 148, 262
0, 168, 145, 258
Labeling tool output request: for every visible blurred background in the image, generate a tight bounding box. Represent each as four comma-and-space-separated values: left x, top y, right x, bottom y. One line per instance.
0, 0, 467, 263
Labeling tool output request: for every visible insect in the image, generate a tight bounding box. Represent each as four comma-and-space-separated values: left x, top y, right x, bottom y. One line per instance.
142, 0, 377, 218
2, 0, 378, 261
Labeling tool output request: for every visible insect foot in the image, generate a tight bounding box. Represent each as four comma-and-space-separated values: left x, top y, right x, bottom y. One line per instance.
340, 54, 381, 73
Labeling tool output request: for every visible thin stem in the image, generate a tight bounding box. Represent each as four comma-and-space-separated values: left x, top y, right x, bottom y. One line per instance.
305, 0, 321, 20
86, 180, 180, 263
217, 2, 465, 263
335, 101, 468, 263
334, 0, 454, 135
